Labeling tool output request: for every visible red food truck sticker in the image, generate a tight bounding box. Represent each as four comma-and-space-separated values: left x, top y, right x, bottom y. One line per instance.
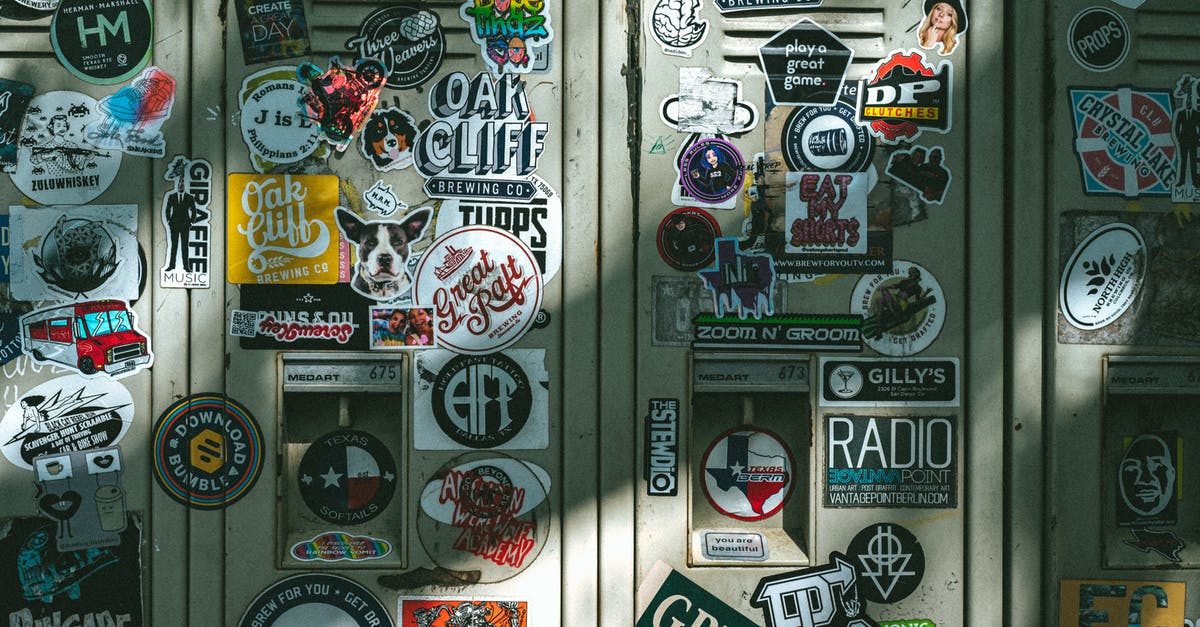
227, 173, 341, 285
398, 598, 528, 627
20, 300, 153, 380
0, 374, 134, 470
9, 204, 138, 303
1069, 87, 1176, 197
10, 91, 122, 205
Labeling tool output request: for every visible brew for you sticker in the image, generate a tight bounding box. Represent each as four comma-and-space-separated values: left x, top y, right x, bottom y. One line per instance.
51, 0, 153, 85
1060, 222, 1146, 331
345, 6, 445, 90
238, 66, 327, 173
459, 0, 554, 74
9, 204, 139, 303
0, 77, 34, 173
233, 0, 311, 65
10, 91, 122, 205
853, 260, 945, 356
237, 573, 394, 627
0, 374, 134, 470
227, 173, 341, 285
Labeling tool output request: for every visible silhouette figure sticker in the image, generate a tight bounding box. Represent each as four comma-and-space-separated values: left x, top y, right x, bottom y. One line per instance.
885, 145, 952, 205
159, 156, 212, 289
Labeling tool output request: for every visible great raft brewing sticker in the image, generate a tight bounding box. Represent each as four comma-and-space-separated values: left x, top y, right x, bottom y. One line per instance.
0, 374, 134, 471
238, 66, 327, 173
11, 91, 122, 205
701, 426, 794, 522
152, 394, 263, 509
50, 0, 153, 85
238, 573, 394, 627
227, 173, 341, 285
853, 260, 945, 356
9, 204, 139, 303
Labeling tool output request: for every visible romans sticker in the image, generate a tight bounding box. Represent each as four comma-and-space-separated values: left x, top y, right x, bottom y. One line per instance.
692, 313, 863, 351
235, 284, 370, 350
417, 454, 551, 583
0, 375, 133, 470
780, 99, 874, 173
34, 446, 126, 552
635, 562, 759, 627
51, 0, 152, 85
1059, 222, 1146, 331
297, 429, 397, 525
680, 137, 745, 204
784, 171, 868, 257
826, 415, 958, 508
917, 0, 968, 56
9, 204, 138, 303
413, 226, 544, 354
1115, 431, 1178, 528
1172, 74, 1200, 204
657, 207, 720, 272
238, 66, 327, 172
885, 145, 951, 205
701, 426, 794, 522
854, 260, 945, 356
359, 107, 418, 172
85, 66, 175, 159
820, 357, 960, 407
414, 349, 549, 450
714, 0, 820, 12
1069, 87, 1176, 197
297, 57, 387, 152
857, 50, 953, 144
345, 6, 444, 90
337, 206, 433, 302
697, 238, 776, 320
645, 399, 679, 496
227, 173, 341, 285
233, 0, 311, 65
1069, 7, 1130, 72
648, 0, 708, 58
845, 523, 925, 604
759, 18, 854, 107
160, 156, 212, 289
370, 306, 436, 349
1059, 579, 1184, 627
10, 91, 122, 205
399, 599, 528, 627
152, 394, 263, 510
291, 531, 391, 563
752, 552, 882, 627
0, 78, 34, 173
238, 573, 394, 627
460, 0, 553, 74
20, 300, 153, 379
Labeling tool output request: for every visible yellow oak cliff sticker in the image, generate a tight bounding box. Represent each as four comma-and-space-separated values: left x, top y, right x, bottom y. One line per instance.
227, 174, 340, 285
1059, 579, 1184, 627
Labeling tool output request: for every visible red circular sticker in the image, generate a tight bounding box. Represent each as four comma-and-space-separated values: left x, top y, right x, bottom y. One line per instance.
701, 426, 794, 522
657, 207, 721, 271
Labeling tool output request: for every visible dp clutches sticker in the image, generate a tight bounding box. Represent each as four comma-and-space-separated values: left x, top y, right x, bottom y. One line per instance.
345, 6, 445, 90
51, 0, 152, 85
297, 429, 397, 525
152, 394, 263, 509
10, 91, 122, 205
233, 0, 311, 64
857, 50, 953, 144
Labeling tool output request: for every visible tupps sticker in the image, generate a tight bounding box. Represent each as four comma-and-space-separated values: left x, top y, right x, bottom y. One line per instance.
51, 0, 153, 85
227, 173, 341, 285
9, 204, 139, 303
233, 0, 311, 65
10, 91, 122, 205
160, 156, 212, 289
1069, 86, 1176, 198
237, 66, 328, 173
0, 374, 134, 470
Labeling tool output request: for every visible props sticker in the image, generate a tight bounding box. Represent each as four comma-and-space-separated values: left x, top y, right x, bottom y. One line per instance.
364, 180, 405, 217
917, 0, 968, 56
227, 173, 341, 285
680, 137, 746, 204
433, 175, 562, 282
845, 523, 925, 604
648, 0, 708, 58
826, 415, 957, 508
1124, 527, 1184, 562
701, 427, 793, 522
33, 446, 125, 552
412, 226, 544, 355
51, 0, 152, 85
460, 0, 554, 74
636, 562, 759, 627
856, 50, 953, 144
417, 454, 551, 582
759, 18, 854, 107
714, 0, 820, 12
238, 66, 327, 172
234, 284, 370, 351
152, 394, 263, 509
1059, 222, 1146, 331
0, 374, 133, 470
854, 260, 945, 356
9, 204, 138, 303
1173, 74, 1200, 203
885, 145, 951, 204
0, 515, 143, 627
752, 552, 881, 627
1069, 7, 1130, 72
85, 66, 175, 159
370, 306, 436, 349
780, 99, 875, 173
337, 205, 432, 302
20, 300, 153, 379
0, 78, 34, 173
160, 156, 212, 289
415, 72, 549, 201
1060, 579, 1184, 627
10, 91, 122, 205
657, 207, 720, 271
784, 172, 868, 256
1116, 432, 1179, 527
298, 429, 397, 525
697, 238, 776, 320
345, 6, 445, 90
237, 574, 394, 627
645, 399, 678, 496
290, 531, 392, 563
399, 599, 527, 627
664, 68, 760, 135
297, 58, 387, 151
1069, 87, 1176, 197
233, 0, 311, 65
359, 107, 418, 172
414, 349, 549, 450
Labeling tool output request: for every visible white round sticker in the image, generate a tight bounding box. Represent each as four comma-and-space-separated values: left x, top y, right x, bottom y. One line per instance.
238, 66, 324, 168
0, 374, 134, 470
10, 91, 122, 205
853, 260, 946, 356
1060, 222, 1146, 330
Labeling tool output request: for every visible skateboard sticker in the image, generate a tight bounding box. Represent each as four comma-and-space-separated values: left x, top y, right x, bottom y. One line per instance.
345, 6, 444, 90
51, 0, 152, 85
33, 446, 126, 552
701, 426, 794, 522
9, 204, 138, 303
233, 0, 311, 65
853, 260, 945, 356
297, 429, 397, 525
152, 394, 263, 509
0, 374, 133, 470
10, 91, 122, 205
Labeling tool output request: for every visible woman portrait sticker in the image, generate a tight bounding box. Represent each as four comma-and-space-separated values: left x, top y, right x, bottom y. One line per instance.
917, 0, 968, 56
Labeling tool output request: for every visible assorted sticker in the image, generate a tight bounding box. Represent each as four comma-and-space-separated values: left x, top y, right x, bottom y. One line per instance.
885, 145, 951, 204
759, 18, 853, 107
657, 207, 720, 271
345, 6, 444, 90
33, 446, 125, 552
644, 399, 679, 497
857, 50, 953, 144
460, 0, 553, 74
0, 374, 133, 470
679, 137, 745, 204
9, 204, 139, 303
11, 91, 122, 205
1123, 527, 1184, 562
398, 599, 528, 627
152, 394, 263, 509
50, 0, 153, 85
227, 173, 341, 285
86, 66, 175, 158
20, 300, 153, 379
233, 0, 311, 65
0, 78, 34, 173
827, 415, 958, 508
359, 107, 418, 172
1059, 579, 1184, 627
751, 552, 881, 627
237, 65, 327, 172
1115, 431, 1179, 528
297, 429, 397, 525
296, 57, 387, 151
916, 0, 968, 56
1069, 87, 1176, 197
159, 156, 213, 288
636, 562, 758, 627
853, 260, 945, 356
1068, 7, 1130, 72
237, 573, 394, 627
701, 426, 794, 522
370, 306, 436, 349
820, 357, 960, 407
337, 205, 432, 302
697, 238, 776, 320
290, 531, 392, 563
845, 523, 925, 604
648, 0, 708, 58
234, 284, 371, 350
1059, 222, 1146, 331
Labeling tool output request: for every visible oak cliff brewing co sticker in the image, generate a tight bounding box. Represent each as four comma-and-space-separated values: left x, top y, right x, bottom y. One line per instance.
1069, 86, 1176, 197
845, 522, 925, 604
399, 599, 528, 627
648, 0, 708, 58
759, 17, 854, 107
826, 415, 957, 508
8, 204, 139, 303
238, 66, 328, 173
290, 531, 392, 563
657, 207, 720, 271
345, 6, 445, 90
460, 0, 553, 74
856, 49, 953, 144
413, 348, 549, 450
159, 155, 212, 288
227, 173, 341, 286
701, 426, 794, 522
11, 91, 122, 205
0, 374, 134, 470
297, 429, 396, 525
0, 78, 34, 173
51, 0, 153, 85
238, 573, 394, 627
1068, 6, 1130, 72
752, 552, 881, 627
152, 394, 263, 509
1060, 222, 1146, 331
33, 445, 127, 552
232, 0, 311, 65
853, 260, 945, 356
413, 226, 544, 355
417, 454, 551, 582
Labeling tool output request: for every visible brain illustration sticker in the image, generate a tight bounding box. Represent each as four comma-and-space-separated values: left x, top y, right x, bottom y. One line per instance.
297, 429, 397, 525
701, 427, 794, 522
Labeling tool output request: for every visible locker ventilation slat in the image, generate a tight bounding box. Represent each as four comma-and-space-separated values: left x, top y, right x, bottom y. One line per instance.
0, 25, 53, 56
1135, 8, 1200, 68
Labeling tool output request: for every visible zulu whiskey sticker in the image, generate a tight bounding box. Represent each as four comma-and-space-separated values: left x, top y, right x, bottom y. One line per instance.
238, 66, 327, 173
236, 284, 370, 350
160, 156, 212, 288
297, 429, 397, 525
10, 91, 122, 205
826, 415, 957, 508
227, 173, 341, 285
233, 0, 311, 64
345, 6, 445, 90
0, 78, 34, 173
1070, 87, 1176, 197
0, 374, 133, 470
701, 427, 794, 521
9, 204, 139, 303
51, 0, 152, 85
238, 574, 394, 627
152, 394, 263, 509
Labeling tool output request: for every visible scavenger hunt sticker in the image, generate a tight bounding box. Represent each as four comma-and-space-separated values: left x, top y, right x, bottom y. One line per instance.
0, 374, 134, 470
51, 0, 152, 85
227, 173, 341, 285
233, 0, 311, 64
11, 91, 122, 205
826, 415, 957, 508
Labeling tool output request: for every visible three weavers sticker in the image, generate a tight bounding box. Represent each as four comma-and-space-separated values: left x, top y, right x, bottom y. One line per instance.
345, 6, 445, 90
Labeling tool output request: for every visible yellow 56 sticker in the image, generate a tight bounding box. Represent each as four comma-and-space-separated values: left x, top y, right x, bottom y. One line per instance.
227, 173, 340, 285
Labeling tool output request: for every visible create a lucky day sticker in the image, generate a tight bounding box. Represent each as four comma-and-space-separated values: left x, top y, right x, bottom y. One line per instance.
51, 0, 153, 85
153, 394, 263, 510
11, 91, 122, 205
413, 225, 544, 354
0, 374, 133, 470
227, 173, 341, 285
233, 0, 311, 65
854, 260, 945, 356
701, 426, 794, 522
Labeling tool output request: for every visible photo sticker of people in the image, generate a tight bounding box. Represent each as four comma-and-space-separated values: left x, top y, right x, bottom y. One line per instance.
370, 306, 436, 350
917, 0, 968, 56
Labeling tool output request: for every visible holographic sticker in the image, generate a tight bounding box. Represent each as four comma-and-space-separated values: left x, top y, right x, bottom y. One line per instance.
86, 66, 176, 158
296, 57, 386, 152
290, 531, 392, 563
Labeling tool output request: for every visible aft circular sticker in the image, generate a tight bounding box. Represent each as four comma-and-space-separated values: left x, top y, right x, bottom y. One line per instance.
432, 353, 533, 449
11, 91, 122, 205
1068, 7, 1130, 72
153, 394, 263, 509
845, 522, 926, 604
51, 0, 153, 85
854, 260, 945, 356
781, 101, 874, 172
0, 374, 134, 470
1060, 222, 1146, 330
680, 137, 746, 204
344, 6, 445, 90
237, 573, 394, 627
298, 429, 397, 524
413, 226, 544, 354
657, 207, 720, 271
701, 426, 794, 522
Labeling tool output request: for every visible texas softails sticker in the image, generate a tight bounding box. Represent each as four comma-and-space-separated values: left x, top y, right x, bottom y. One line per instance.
297, 429, 397, 524
1070, 86, 1176, 197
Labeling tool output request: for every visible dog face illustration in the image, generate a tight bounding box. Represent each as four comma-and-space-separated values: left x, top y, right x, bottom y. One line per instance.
335, 207, 432, 300
359, 108, 417, 171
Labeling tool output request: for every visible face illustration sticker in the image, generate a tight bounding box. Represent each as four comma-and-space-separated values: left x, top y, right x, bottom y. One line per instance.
51, 0, 153, 85
917, 0, 968, 56
237, 574, 394, 627
9, 204, 138, 303
657, 207, 720, 271
857, 50, 953, 144
86, 66, 176, 158
460, 0, 554, 74
358, 107, 418, 172
227, 173, 341, 285
10, 91, 122, 205
701, 427, 793, 522
680, 137, 746, 204
885, 145, 952, 204
1070, 87, 1176, 198
854, 260, 945, 356
153, 394, 263, 510
648, 0, 708, 58
233, 0, 311, 65
297, 429, 397, 525
0, 77, 34, 173
845, 523, 925, 604
1116, 432, 1178, 527
34, 446, 126, 552
160, 156, 212, 289
336, 206, 433, 302
345, 6, 445, 90
0, 374, 134, 470
238, 66, 328, 173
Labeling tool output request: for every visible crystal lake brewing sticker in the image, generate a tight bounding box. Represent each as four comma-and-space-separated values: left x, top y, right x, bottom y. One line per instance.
233, 0, 311, 65
336, 206, 432, 302
1059, 222, 1146, 331
0, 374, 133, 470
86, 66, 176, 159
51, 0, 152, 85
857, 50, 953, 144
9, 204, 138, 303
854, 260, 945, 356
345, 6, 445, 90
153, 394, 263, 509
238, 66, 327, 173
33, 446, 126, 552
460, 0, 554, 74
648, 0, 708, 58
237, 573, 394, 627
417, 453, 551, 582
826, 415, 957, 508
227, 173, 341, 285
701, 426, 793, 522
0, 78, 34, 173
20, 300, 153, 379
917, 0, 968, 56
399, 599, 527, 627
845, 522, 925, 604
298, 429, 397, 525
1070, 87, 1176, 197
359, 107, 418, 172
160, 156, 212, 289
414, 349, 549, 450
11, 91, 122, 205
413, 226, 544, 355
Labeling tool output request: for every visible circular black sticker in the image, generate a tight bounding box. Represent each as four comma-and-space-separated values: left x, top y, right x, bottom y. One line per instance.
782, 100, 874, 173
1068, 7, 1130, 72
238, 573, 394, 627
298, 429, 396, 524
845, 522, 925, 604
432, 353, 533, 449
152, 394, 263, 510
657, 207, 721, 271
344, 6, 445, 90
0, 0, 54, 21
51, 0, 153, 85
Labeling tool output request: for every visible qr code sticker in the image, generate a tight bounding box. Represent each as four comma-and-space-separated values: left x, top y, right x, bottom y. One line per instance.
229, 309, 259, 338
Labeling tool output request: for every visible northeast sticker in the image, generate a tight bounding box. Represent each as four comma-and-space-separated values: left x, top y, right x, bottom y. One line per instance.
701, 427, 794, 522
152, 394, 263, 509
297, 429, 397, 525
1070, 87, 1176, 198
854, 260, 945, 356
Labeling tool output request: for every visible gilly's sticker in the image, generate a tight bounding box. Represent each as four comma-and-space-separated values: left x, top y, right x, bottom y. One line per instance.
152, 394, 263, 509
227, 173, 341, 285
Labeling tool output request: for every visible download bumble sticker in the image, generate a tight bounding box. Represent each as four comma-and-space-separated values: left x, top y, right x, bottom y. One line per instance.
238, 66, 327, 173
227, 173, 340, 285
153, 394, 263, 510
10, 91, 122, 205
9, 204, 139, 303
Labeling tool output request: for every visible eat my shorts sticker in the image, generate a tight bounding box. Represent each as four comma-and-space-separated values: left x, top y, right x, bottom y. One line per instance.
51, 0, 152, 85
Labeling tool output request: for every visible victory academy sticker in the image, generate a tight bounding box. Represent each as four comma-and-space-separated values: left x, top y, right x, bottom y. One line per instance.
298, 429, 397, 525
153, 394, 263, 509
